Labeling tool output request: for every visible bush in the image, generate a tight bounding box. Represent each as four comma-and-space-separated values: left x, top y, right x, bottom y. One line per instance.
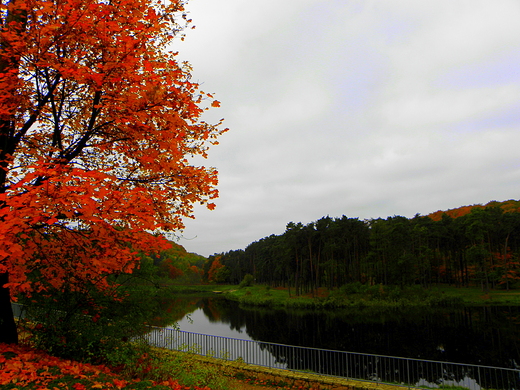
340, 282, 366, 295
239, 274, 254, 288
21, 283, 159, 366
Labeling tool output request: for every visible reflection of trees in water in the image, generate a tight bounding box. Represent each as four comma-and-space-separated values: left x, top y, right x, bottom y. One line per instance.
200, 298, 223, 323
151, 298, 199, 327
195, 299, 520, 369
200, 298, 248, 332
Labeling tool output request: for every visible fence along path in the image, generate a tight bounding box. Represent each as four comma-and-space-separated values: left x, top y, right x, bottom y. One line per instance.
144, 326, 520, 390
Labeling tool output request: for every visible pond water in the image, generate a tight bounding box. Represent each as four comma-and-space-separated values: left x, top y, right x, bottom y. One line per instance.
164, 297, 520, 369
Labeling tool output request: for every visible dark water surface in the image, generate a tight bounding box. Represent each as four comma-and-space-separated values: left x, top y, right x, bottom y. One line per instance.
168, 297, 520, 369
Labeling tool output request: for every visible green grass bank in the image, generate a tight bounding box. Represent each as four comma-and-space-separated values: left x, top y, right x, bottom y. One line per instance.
165, 283, 520, 309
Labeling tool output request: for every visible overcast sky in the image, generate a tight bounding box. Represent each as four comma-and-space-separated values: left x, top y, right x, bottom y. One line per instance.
174, 0, 520, 257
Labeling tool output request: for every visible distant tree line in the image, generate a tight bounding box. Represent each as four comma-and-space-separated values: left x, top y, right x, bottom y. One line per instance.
206, 200, 520, 293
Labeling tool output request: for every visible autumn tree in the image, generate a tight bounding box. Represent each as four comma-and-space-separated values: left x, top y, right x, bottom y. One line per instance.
207, 256, 229, 283
0, 0, 226, 344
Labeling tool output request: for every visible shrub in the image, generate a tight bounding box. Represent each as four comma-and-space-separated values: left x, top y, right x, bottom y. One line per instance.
239, 274, 254, 288
21, 283, 159, 366
334, 281, 366, 296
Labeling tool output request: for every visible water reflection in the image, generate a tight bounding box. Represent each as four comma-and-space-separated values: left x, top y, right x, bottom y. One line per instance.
177, 309, 252, 340
168, 297, 520, 369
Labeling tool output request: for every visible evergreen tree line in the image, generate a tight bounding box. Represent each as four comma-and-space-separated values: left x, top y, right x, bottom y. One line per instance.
208, 203, 520, 293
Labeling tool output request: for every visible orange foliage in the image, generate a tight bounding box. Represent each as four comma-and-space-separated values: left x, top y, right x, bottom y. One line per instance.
428, 200, 520, 221
492, 251, 520, 285
163, 263, 184, 280
0, 0, 226, 299
428, 205, 484, 221
0, 342, 196, 389
207, 257, 224, 283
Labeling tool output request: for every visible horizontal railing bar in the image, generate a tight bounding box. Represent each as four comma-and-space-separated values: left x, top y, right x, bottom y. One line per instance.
148, 326, 519, 373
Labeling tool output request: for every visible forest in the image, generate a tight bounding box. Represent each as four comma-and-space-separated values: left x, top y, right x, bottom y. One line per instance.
202, 200, 520, 294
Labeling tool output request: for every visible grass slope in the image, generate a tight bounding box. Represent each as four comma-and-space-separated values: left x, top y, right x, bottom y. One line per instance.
0, 342, 412, 390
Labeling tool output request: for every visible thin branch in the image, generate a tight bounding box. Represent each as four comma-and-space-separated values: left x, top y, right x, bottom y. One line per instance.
62, 90, 102, 162
13, 72, 62, 151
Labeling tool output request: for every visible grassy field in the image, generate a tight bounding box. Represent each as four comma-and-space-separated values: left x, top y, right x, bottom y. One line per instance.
429, 284, 520, 305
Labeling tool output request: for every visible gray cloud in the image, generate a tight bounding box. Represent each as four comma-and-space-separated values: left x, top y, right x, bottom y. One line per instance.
176, 0, 520, 256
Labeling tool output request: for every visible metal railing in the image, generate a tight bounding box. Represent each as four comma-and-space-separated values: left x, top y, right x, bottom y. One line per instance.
143, 327, 520, 390
11, 302, 25, 319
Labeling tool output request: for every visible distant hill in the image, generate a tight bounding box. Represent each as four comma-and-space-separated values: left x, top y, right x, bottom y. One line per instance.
428, 199, 520, 221
167, 240, 202, 258
162, 240, 206, 266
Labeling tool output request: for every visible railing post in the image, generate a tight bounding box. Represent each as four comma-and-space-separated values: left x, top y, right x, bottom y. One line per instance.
440, 362, 444, 390
407, 358, 410, 387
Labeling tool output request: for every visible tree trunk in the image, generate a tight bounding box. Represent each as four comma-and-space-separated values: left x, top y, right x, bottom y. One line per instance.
503, 233, 510, 291
0, 0, 28, 345
0, 272, 18, 344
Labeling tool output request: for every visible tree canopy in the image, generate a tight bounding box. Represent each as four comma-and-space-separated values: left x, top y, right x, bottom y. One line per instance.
215, 200, 520, 294
0, 0, 226, 343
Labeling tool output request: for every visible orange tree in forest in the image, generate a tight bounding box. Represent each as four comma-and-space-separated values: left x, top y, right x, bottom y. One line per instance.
0, 0, 226, 344
207, 256, 229, 283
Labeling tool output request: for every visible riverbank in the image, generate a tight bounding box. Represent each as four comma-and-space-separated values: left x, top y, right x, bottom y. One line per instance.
1, 341, 405, 390
165, 283, 520, 308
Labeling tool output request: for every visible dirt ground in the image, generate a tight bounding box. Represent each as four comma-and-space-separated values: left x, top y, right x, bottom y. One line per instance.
210, 359, 405, 390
